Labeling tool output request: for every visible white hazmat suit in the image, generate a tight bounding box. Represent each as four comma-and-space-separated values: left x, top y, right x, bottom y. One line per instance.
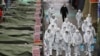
88, 23, 96, 38
48, 23, 58, 50
86, 14, 92, 24
47, 23, 58, 55
61, 26, 67, 50
54, 28, 63, 56
69, 23, 77, 36
48, 6, 55, 18
48, 31, 54, 55
62, 29, 72, 56
82, 20, 88, 34
61, 18, 69, 29
62, 21, 71, 30
61, 21, 72, 51
49, 14, 57, 24
48, 22, 57, 32
83, 28, 94, 56
76, 10, 83, 28
72, 30, 82, 56
43, 29, 51, 56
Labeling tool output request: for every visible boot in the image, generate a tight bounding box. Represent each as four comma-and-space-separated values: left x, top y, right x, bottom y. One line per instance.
59, 50, 62, 55
56, 51, 59, 56
89, 52, 92, 56
85, 51, 88, 55
49, 49, 52, 55
65, 53, 68, 56
68, 53, 71, 56
74, 53, 78, 56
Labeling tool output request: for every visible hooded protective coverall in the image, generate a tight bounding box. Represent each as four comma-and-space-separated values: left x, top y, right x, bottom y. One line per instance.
44, 29, 51, 56
61, 21, 72, 51
54, 28, 63, 56
81, 20, 88, 34
83, 29, 94, 56
66, 22, 72, 32
61, 21, 71, 30
88, 23, 96, 38
49, 14, 57, 24
69, 23, 77, 36
48, 6, 55, 19
76, 10, 83, 28
63, 30, 72, 56
72, 30, 82, 56
61, 26, 67, 50
61, 21, 71, 50
44, 29, 55, 56
61, 18, 69, 29
86, 14, 92, 24
48, 23, 58, 50
48, 22, 57, 30
61, 22, 67, 30
48, 22, 57, 33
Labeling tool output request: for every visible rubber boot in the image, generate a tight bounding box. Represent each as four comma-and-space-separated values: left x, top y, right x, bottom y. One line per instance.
89, 52, 92, 56
74, 53, 78, 56
65, 53, 68, 56
49, 49, 52, 55
56, 51, 59, 56
68, 53, 71, 56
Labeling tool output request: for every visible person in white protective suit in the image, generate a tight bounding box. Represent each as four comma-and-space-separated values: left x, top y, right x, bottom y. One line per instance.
48, 22, 57, 31
48, 23, 58, 50
45, 28, 55, 56
54, 28, 63, 56
61, 17, 69, 29
76, 9, 83, 28
61, 18, 71, 30
61, 21, 67, 30
66, 21, 72, 30
83, 28, 94, 56
61, 20, 71, 50
44, 29, 51, 56
65, 17, 69, 22
61, 21, 72, 51
88, 23, 96, 38
48, 6, 55, 18
69, 23, 77, 36
86, 14, 92, 24
49, 14, 57, 24
62, 29, 72, 56
72, 30, 83, 56
61, 26, 67, 50
81, 20, 88, 34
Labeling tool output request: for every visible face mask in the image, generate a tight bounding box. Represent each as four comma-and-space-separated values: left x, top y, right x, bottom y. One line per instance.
66, 31, 69, 34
